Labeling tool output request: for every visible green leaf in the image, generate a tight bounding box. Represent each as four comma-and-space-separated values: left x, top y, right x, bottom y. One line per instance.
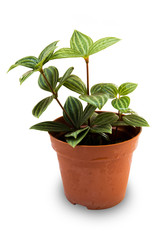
123, 114, 149, 127
19, 69, 35, 84
8, 56, 39, 72
118, 82, 138, 96
52, 48, 82, 59
80, 104, 96, 125
119, 108, 137, 114
63, 74, 87, 94
70, 30, 93, 57
91, 83, 118, 98
98, 132, 110, 142
89, 37, 121, 55
90, 124, 112, 134
30, 121, 72, 132
66, 127, 90, 148
32, 95, 55, 118
112, 121, 129, 126
56, 67, 74, 92
38, 66, 59, 92
38, 41, 59, 65
79, 92, 109, 110
112, 96, 130, 111
101, 83, 118, 98
91, 83, 104, 95
65, 126, 89, 139
93, 112, 119, 125
63, 96, 83, 129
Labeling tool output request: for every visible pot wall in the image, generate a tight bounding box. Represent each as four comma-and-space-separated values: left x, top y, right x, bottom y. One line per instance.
49, 118, 141, 209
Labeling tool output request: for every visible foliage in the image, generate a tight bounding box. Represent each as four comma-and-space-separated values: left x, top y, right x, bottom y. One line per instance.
8, 30, 149, 147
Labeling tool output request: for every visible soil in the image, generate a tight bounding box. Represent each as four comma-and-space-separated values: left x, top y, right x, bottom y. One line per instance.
50, 126, 139, 146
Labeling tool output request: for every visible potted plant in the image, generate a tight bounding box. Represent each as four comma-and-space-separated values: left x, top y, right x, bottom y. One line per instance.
8, 30, 149, 209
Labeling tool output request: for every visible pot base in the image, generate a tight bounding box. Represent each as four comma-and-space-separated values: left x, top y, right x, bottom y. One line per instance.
66, 193, 125, 210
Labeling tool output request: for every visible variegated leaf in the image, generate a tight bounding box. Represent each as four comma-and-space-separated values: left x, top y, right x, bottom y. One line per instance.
65, 126, 89, 139
112, 121, 129, 126
91, 83, 118, 98
79, 92, 109, 110
32, 95, 55, 118
8, 56, 39, 72
80, 104, 96, 125
52, 48, 82, 59
66, 127, 90, 148
101, 83, 118, 98
70, 30, 93, 57
123, 114, 149, 127
89, 37, 121, 55
19, 69, 35, 85
63, 75, 87, 94
63, 96, 83, 129
112, 96, 130, 111
30, 121, 72, 132
93, 112, 119, 125
56, 67, 74, 92
38, 66, 59, 92
38, 41, 59, 65
118, 82, 138, 96
90, 124, 112, 134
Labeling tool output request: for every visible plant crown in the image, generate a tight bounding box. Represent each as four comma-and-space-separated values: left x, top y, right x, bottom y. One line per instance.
8, 30, 149, 147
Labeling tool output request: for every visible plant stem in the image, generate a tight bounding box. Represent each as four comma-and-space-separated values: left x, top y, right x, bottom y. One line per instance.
85, 57, 90, 95
40, 69, 75, 128
85, 57, 90, 126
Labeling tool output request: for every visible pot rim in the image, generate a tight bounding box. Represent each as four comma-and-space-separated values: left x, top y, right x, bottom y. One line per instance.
49, 117, 142, 148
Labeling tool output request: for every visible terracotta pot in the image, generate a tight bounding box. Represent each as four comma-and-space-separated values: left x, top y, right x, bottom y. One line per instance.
49, 116, 141, 210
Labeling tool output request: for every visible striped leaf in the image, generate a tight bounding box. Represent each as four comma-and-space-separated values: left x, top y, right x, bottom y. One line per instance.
118, 82, 138, 96
70, 30, 93, 57
93, 112, 119, 125
63, 96, 83, 129
56, 67, 74, 92
101, 83, 118, 98
38, 66, 59, 92
112, 121, 129, 126
66, 127, 90, 148
89, 37, 121, 55
32, 95, 55, 118
8, 56, 39, 72
90, 124, 112, 134
112, 96, 130, 111
79, 92, 109, 110
52, 48, 82, 59
91, 83, 118, 98
91, 83, 104, 95
80, 104, 96, 125
65, 126, 89, 139
30, 121, 72, 132
19, 69, 35, 85
123, 114, 149, 127
38, 41, 59, 65
63, 75, 87, 94
120, 108, 137, 114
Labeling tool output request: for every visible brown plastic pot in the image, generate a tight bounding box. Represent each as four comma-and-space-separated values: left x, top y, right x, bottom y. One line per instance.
49, 116, 141, 210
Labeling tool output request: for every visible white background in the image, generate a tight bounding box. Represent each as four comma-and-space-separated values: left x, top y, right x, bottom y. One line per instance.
0, 0, 159, 239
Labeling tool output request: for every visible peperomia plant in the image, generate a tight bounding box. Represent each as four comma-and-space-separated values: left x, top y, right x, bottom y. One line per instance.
8, 30, 149, 147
